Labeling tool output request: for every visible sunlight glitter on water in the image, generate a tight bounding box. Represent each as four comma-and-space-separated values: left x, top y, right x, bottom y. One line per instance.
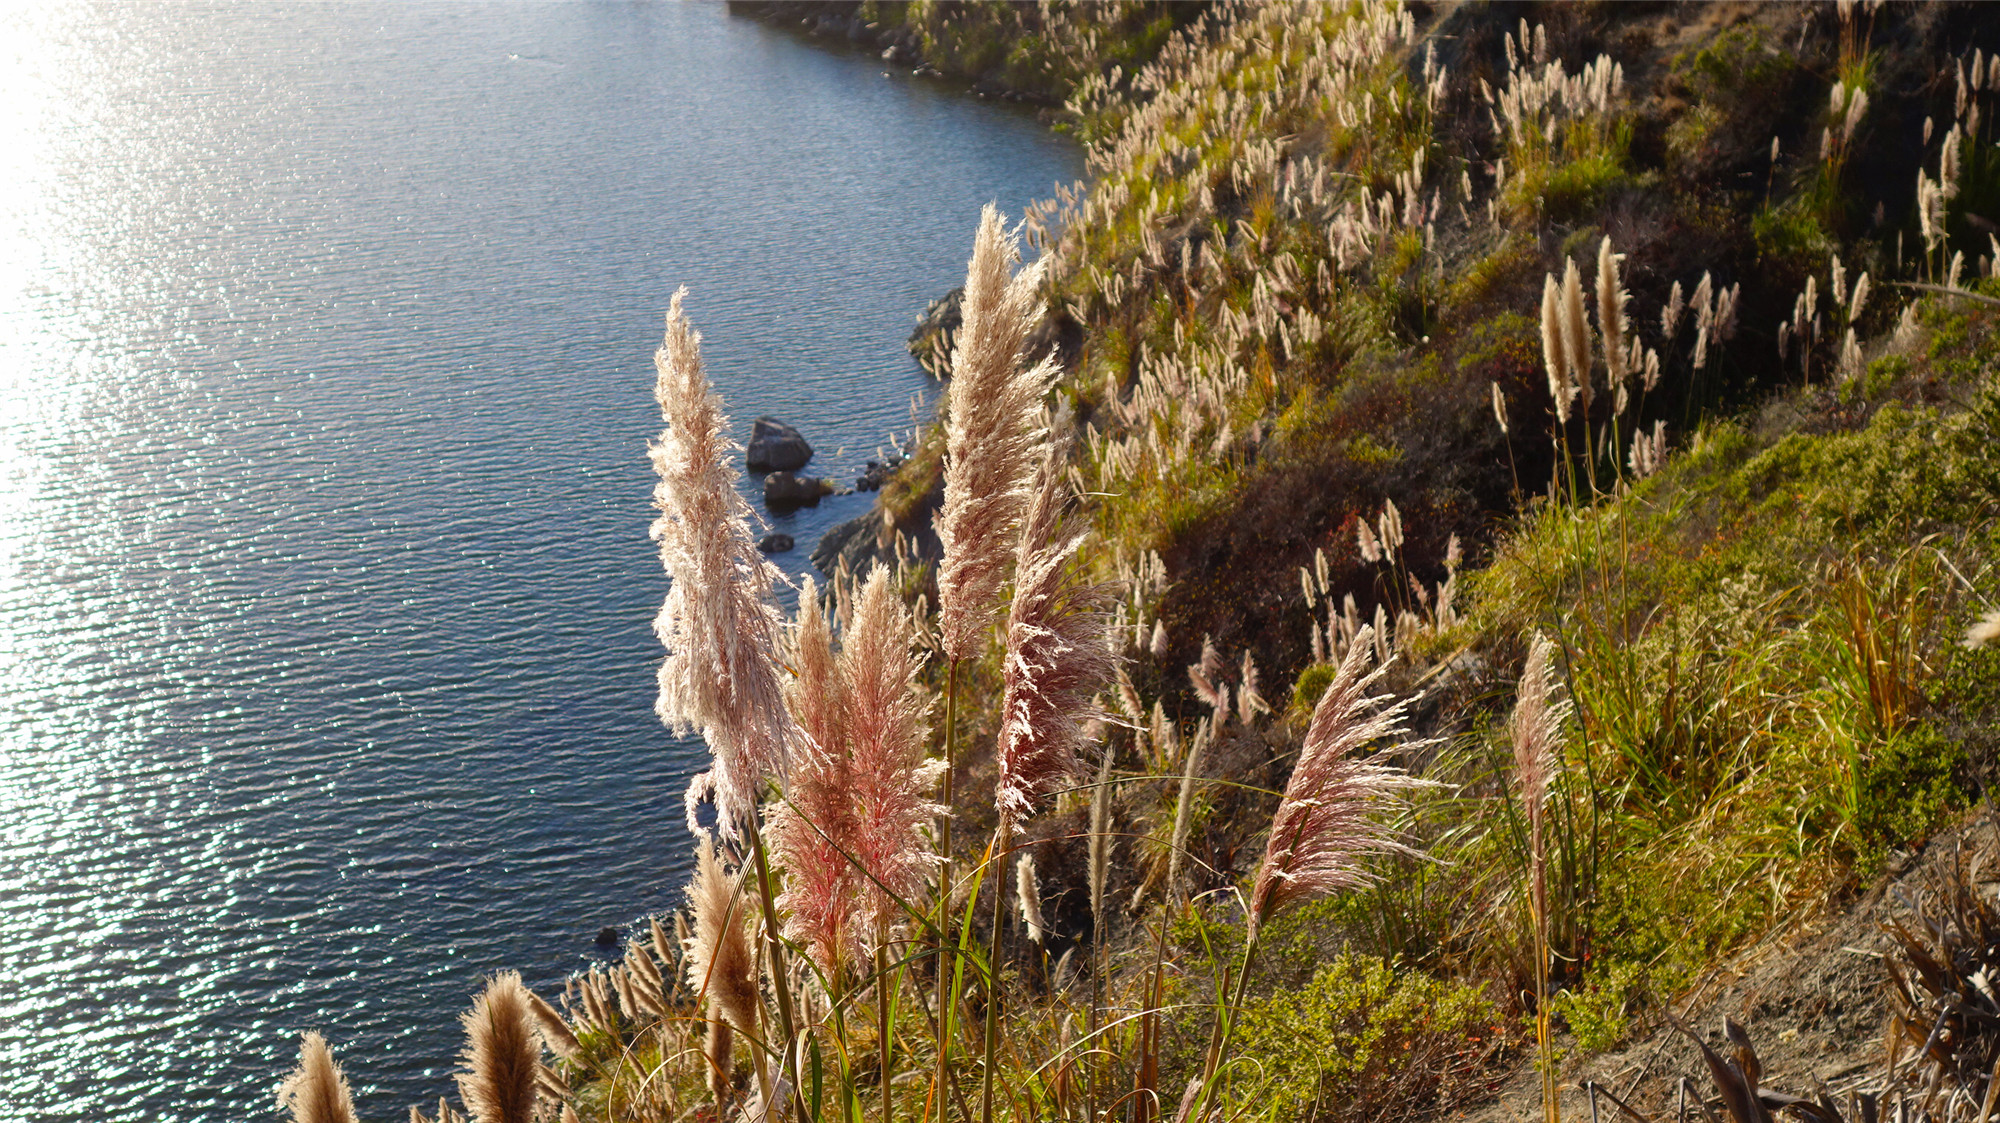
0, 2, 1078, 1118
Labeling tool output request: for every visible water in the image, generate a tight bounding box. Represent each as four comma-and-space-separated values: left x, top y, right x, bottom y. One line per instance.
0, 4, 1079, 1118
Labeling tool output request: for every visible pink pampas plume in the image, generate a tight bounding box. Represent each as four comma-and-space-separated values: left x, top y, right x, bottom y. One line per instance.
994, 448, 1117, 831
650, 288, 797, 840
937, 205, 1059, 663
767, 577, 862, 975
842, 565, 945, 941
1247, 626, 1429, 939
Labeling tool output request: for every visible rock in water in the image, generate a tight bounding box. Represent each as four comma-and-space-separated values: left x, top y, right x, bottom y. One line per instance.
746, 416, 813, 472
758, 533, 795, 554
764, 471, 832, 509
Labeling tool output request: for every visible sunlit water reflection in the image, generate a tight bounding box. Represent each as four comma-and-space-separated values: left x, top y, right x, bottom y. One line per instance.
0, 4, 1078, 1117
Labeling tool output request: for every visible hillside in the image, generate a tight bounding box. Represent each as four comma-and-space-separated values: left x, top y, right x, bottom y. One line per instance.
273, 4, 2000, 1122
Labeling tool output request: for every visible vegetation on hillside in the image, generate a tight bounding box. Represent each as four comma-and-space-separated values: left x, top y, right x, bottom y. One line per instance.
275, 4, 2000, 1123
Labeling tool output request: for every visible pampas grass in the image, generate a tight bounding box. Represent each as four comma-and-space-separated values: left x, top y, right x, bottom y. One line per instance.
994, 447, 1117, 831
768, 577, 862, 976
1247, 625, 1428, 938
278, 1032, 359, 1123
650, 288, 796, 840
937, 205, 1059, 664
684, 836, 761, 1103
1541, 274, 1572, 425
841, 565, 944, 942
456, 972, 540, 1123
524, 989, 580, 1061
1511, 633, 1570, 1123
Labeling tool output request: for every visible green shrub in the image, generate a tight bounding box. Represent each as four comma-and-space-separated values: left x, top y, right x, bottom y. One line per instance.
1230, 954, 1491, 1121
1290, 662, 1338, 715
1548, 959, 1644, 1052
1851, 721, 1968, 875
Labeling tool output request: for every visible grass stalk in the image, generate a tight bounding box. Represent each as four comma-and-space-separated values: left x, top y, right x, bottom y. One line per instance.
937, 656, 961, 1123
981, 823, 1011, 1123
747, 814, 810, 1123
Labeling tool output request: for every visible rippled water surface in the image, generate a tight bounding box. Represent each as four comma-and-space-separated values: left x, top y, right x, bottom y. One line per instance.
0, 4, 1077, 1117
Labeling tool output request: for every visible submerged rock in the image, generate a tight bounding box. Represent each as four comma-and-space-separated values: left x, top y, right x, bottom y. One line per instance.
758, 533, 795, 553
764, 471, 832, 509
746, 416, 813, 472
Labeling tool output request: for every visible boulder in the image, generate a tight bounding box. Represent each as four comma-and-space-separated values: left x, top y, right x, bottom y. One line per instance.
856, 455, 902, 492
758, 533, 795, 554
746, 416, 813, 472
764, 471, 833, 509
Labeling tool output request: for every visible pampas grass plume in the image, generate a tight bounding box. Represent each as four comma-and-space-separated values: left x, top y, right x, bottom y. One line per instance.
456, 972, 540, 1123
1247, 627, 1428, 938
1596, 236, 1627, 387
523, 990, 580, 1060
684, 836, 760, 1100
650, 288, 796, 839
1510, 633, 1570, 918
277, 1032, 359, 1123
1562, 257, 1593, 416
937, 205, 1058, 663
1540, 275, 1571, 423
843, 564, 945, 941
767, 576, 862, 974
1016, 853, 1046, 943
994, 448, 1117, 830
1965, 609, 2000, 649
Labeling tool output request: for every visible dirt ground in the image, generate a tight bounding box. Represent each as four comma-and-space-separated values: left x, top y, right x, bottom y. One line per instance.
1453, 809, 2000, 1123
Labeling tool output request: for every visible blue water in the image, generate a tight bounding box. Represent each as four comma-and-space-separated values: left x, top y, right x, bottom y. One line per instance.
0, 4, 1078, 1118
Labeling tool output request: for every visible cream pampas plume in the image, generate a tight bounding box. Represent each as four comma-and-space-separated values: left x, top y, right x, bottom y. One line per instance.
767, 577, 862, 975
1247, 626, 1428, 939
1510, 633, 1570, 921
456, 972, 540, 1123
1016, 853, 1046, 943
1965, 609, 2000, 649
1562, 257, 1593, 418
842, 565, 945, 941
685, 836, 760, 1101
937, 205, 1059, 663
1596, 237, 1627, 390
1539, 275, 1571, 424
650, 289, 796, 840
277, 1032, 359, 1123
523, 990, 580, 1061
995, 448, 1117, 830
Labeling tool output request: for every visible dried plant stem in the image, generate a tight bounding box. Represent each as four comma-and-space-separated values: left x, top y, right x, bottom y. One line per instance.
746, 814, 808, 1123
1534, 876, 1556, 1123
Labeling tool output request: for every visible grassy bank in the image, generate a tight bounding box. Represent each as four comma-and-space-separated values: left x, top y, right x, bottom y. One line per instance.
275, 4, 2000, 1122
